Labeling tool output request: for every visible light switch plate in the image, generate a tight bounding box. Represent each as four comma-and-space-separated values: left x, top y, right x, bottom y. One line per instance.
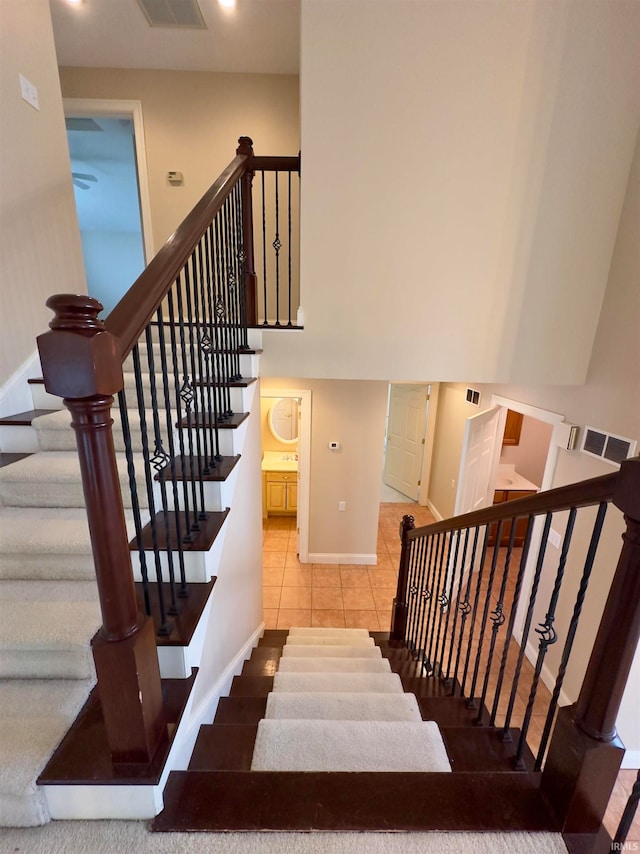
19, 74, 39, 111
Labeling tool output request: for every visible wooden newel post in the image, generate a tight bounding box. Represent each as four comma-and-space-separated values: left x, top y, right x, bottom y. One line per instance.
542, 456, 640, 833
236, 135, 257, 329
390, 515, 415, 641
37, 295, 166, 764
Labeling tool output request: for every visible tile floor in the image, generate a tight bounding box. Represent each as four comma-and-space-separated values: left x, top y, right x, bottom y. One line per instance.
262, 501, 435, 631
262, 501, 639, 842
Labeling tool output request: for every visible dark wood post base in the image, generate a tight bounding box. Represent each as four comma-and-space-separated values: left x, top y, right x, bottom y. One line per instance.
92, 616, 167, 764
390, 600, 407, 641
541, 704, 624, 834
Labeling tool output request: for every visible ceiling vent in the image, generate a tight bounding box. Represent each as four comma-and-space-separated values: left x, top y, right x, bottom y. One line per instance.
465, 388, 480, 406
136, 0, 206, 29
580, 427, 637, 467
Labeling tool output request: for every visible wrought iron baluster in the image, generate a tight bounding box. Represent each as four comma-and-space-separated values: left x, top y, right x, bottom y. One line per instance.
502, 513, 553, 741
144, 325, 179, 616
431, 530, 457, 679
273, 171, 281, 325
468, 525, 503, 708
287, 170, 293, 326
475, 519, 518, 726
437, 529, 462, 683
211, 213, 227, 425
416, 533, 441, 673
234, 178, 249, 348
515, 507, 578, 769
193, 240, 212, 472
407, 535, 426, 654
261, 170, 267, 325
231, 183, 244, 374
131, 344, 172, 636
202, 224, 222, 463
453, 526, 480, 696
461, 527, 490, 701
182, 255, 207, 522
175, 274, 200, 536
117, 386, 150, 616
614, 770, 640, 848
534, 502, 608, 770
227, 191, 242, 382
416, 534, 440, 676
445, 528, 471, 686
214, 210, 233, 417
492, 516, 535, 731
221, 198, 235, 413
155, 305, 189, 597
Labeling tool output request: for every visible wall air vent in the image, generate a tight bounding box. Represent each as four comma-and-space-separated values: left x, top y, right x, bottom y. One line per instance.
580, 426, 637, 467
465, 388, 480, 406
136, 0, 206, 29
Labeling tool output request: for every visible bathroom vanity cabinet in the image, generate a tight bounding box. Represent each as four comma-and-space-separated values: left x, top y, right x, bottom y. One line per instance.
488, 488, 537, 547
263, 471, 298, 517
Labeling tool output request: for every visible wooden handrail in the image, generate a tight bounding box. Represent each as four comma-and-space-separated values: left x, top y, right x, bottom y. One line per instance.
408, 470, 618, 540
252, 155, 300, 173
106, 153, 248, 361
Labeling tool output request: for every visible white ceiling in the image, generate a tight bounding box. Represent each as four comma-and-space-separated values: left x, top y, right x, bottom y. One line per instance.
49, 0, 300, 75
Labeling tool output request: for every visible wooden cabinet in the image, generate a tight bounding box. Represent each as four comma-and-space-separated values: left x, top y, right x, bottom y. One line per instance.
264, 471, 297, 516
488, 488, 536, 547
502, 409, 523, 446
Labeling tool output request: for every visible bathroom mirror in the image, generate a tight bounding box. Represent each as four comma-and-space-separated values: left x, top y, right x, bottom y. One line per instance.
268, 398, 299, 444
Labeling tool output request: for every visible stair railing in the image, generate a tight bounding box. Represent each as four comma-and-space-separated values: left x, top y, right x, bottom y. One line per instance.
391, 456, 640, 836
36, 137, 298, 765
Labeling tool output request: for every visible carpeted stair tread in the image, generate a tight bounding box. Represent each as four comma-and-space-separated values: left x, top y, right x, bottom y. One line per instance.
277, 657, 391, 674
285, 635, 375, 647
0, 678, 94, 826
0, 451, 145, 508
265, 692, 423, 721
0, 583, 99, 679
0, 510, 141, 580
281, 643, 382, 659
272, 672, 404, 693
251, 719, 452, 772
288, 627, 370, 638
32, 408, 171, 453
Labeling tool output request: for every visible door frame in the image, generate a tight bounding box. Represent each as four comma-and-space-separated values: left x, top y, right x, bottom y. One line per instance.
260, 388, 311, 563
63, 98, 154, 263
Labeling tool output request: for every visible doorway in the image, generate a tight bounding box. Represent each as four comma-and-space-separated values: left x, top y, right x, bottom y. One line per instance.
64, 98, 154, 316
260, 388, 311, 563
383, 383, 438, 505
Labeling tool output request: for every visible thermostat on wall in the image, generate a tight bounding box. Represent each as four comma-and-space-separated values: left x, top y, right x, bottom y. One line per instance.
167, 171, 184, 185
328, 441, 340, 450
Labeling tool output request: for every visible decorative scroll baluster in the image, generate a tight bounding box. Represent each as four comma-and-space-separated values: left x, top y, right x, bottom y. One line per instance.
261, 170, 267, 326
409, 536, 429, 655
287, 171, 293, 326
462, 528, 490, 703
452, 526, 480, 695
534, 502, 608, 770
491, 516, 534, 730
183, 258, 207, 519
201, 225, 222, 464
468, 526, 503, 708
175, 277, 200, 538
432, 531, 459, 679
273, 171, 281, 326
614, 771, 640, 847
444, 528, 471, 686
515, 507, 577, 768
415, 534, 438, 669
502, 513, 553, 741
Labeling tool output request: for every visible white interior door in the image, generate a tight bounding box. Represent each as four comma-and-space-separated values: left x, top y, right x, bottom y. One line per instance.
454, 406, 506, 516
383, 384, 429, 500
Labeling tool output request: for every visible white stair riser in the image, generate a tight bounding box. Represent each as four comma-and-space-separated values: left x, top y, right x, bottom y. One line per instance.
182, 421, 249, 457
130, 518, 228, 584
121, 376, 251, 414
123, 350, 259, 378
0, 425, 39, 454
28, 384, 65, 410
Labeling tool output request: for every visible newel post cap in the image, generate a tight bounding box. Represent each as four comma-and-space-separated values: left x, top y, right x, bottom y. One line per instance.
400, 514, 415, 541
236, 136, 254, 158
37, 294, 124, 399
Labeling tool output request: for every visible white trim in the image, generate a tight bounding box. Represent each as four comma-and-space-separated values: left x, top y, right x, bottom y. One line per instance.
427, 499, 444, 522
622, 750, 640, 769
63, 98, 155, 263
0, 350, 40, 419
308, 553, 377, 566
261, 388, 311, 563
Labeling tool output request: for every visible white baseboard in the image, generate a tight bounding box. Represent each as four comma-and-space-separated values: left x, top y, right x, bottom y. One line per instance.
307, 553, 377, 566
622, 749, 640, 769
427, 500, 444, 522
0, 350, 40, 419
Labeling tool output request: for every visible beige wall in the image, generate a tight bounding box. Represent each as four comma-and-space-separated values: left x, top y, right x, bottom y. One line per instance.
258, 0, 640, 384
58, 67, 300, 252
499, 414, 553, 488
261, 377, 388, 560
0, 0, 86, 390
425, 134, 640, 755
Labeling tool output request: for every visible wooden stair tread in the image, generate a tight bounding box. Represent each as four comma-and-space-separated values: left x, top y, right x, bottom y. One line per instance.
153, 769, 558, 832
193, 377, 257, 388
155, 454, 240, 483
129, 509, 229, 552
179, 412, 249, 429
189, 723, 258, 771
0, 409, 56, 425
258, 630, 289, 647
229, 675, 274, 697
440, 726, 535, 772
137, 580, 215, 646
38, 672, 196, 785
214, 696, 267, 725
241, 657, 281, 677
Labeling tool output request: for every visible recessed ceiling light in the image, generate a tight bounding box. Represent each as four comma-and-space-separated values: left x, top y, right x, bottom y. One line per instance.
66, 0, 83, 6
218, 0, 236, 8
